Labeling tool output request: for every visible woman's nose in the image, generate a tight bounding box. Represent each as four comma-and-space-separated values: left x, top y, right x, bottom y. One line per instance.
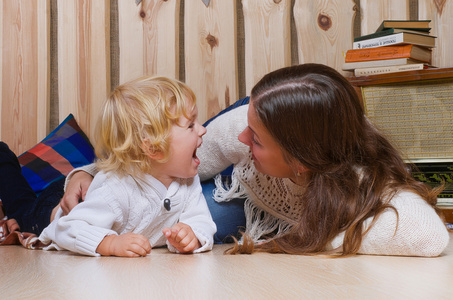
238, 127, 251, 146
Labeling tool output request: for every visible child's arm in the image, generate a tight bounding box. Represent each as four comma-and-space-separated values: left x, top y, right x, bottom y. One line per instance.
96, 232, 151, 257
162, 222, 201, 253
173, 175, 217, 253
42, 172, 148, 257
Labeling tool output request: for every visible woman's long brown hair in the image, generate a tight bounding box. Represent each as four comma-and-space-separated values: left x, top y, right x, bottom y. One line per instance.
226, 63, 441, 256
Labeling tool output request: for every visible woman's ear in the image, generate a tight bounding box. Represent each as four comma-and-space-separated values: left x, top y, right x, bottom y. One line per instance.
295, 164, 308, 177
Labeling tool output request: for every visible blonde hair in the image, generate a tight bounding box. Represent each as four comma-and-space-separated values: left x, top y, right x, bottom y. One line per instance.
94, 76, 196, 177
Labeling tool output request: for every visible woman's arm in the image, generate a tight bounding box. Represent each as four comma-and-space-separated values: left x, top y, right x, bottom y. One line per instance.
60, 163, 98, 214
198, 105, 249, 181
331, 191, 450, 256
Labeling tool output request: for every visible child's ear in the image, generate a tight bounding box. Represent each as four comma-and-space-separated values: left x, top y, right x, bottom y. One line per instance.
147, 149, 165, 160
142, 140, 164, 160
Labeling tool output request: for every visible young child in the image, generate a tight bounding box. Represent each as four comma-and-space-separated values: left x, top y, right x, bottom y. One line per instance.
38, 76, 216, 257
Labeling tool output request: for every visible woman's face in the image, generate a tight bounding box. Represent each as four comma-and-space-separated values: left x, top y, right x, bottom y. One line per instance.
238, 101, 298, 180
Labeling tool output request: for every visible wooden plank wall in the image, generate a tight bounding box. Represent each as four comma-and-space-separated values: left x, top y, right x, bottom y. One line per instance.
1, 0, 50, 155
419, 0, 453, 68
57, 1, 110, 143
1, 0, 453, 155
185, 1, 238, 122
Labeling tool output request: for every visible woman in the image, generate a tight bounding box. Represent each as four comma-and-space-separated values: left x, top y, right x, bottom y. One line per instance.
195, 63, 449, 256
19, 64, 452, 256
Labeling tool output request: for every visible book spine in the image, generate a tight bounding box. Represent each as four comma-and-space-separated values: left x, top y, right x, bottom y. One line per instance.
345, 45, 411, 62
353, 34, 404, 49
353, 64, 425, 76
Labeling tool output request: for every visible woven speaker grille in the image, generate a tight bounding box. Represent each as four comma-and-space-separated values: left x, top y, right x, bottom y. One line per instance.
362, 78, 453, 161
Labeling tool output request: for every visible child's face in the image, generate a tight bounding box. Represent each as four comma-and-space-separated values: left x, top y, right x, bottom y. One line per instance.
156, 105, 206, 183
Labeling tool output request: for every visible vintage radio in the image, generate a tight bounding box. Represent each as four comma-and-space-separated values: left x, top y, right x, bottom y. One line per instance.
349, 68, 453, 206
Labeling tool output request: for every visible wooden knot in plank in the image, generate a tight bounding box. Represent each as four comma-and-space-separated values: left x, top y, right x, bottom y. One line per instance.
434, 0, 447, 15
317, 13, 332, 31
206, 34, 218, 50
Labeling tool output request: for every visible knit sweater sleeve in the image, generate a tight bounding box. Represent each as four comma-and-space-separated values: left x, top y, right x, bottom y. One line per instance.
330, 191, 450, 256
198, 105, 250, 181
45, 173, 124, 256
175, 175, 217, 253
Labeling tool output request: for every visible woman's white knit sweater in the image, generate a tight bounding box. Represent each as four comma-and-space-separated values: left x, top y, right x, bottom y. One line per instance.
197, 105, 449, 256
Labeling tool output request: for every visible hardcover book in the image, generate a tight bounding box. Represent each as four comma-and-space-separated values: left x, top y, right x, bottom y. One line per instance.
353, 63, 427, 76
375, 20, 431, 32
342, 57, 421, 71
345, 44, 431, 63
354, 28, 433, 42
352, 32, 436, 49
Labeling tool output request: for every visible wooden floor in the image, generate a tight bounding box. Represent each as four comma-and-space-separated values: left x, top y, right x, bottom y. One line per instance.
1, 233, 453, 300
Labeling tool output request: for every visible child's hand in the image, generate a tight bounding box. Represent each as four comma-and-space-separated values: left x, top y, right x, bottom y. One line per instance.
162, 222, 202, 253
96, 233, 151, 257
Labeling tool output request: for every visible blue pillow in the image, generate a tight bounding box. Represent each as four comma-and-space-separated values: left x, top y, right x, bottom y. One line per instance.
18, 114, 96, 195
203, 97, 250, 127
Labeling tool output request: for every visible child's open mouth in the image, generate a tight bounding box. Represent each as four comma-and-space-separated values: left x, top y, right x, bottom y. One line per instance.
193, 148, 200, 165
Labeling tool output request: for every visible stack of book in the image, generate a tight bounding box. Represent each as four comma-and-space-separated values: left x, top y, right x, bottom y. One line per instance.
343, 20, 436, 76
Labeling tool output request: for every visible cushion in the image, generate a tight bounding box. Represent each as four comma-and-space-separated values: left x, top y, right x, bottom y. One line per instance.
202, 96, 250, 127
18, 114, 96, 195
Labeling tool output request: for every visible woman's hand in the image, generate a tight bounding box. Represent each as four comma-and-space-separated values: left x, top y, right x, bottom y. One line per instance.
163, 222, 201, 253
96, 233, 151, 257
60, 171, 93, 215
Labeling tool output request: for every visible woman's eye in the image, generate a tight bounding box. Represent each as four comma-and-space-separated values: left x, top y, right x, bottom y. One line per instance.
251, 136, 260, 146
